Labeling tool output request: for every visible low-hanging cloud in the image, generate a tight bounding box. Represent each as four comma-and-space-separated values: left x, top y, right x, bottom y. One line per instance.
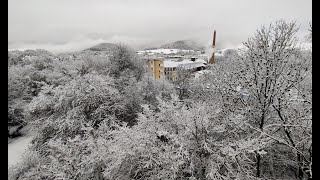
9, 0, 312, 53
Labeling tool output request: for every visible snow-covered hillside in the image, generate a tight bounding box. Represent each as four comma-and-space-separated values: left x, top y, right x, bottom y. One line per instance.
137, 48, 197, 55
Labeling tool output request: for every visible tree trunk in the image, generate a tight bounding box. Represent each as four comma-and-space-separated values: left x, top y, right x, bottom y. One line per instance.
256, 114, 265, 178
256, 153, 261, 178
94, 163, 104, 180
269, 156, 276, 179
297, 154, 304, 180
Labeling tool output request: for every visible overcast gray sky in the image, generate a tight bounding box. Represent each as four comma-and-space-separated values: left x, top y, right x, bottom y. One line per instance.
9, 0, 312, 53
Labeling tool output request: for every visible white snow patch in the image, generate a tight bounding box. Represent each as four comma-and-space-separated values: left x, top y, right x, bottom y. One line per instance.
8, 130, 34, 169
163, 59, 206, 69
195, 58, 207, 64
163, 61, 179, 67
138, 48, 195, 55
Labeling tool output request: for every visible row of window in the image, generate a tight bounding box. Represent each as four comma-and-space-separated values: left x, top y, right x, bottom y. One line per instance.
155, 74, 175, 81
150, 67, 176, 72
166, 76, 174, 81
164, 71, 173, 75
164, 67, 176, 71
158, 76, 174, 81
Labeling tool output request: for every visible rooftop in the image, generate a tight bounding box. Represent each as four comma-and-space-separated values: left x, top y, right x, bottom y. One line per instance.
163, 58, 206, 68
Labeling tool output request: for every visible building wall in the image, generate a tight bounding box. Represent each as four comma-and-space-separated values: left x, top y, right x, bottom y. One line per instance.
164, 67, 177, 81
154, 60, 160, 80
146, 59, 205, 81
146, 59, 164, 80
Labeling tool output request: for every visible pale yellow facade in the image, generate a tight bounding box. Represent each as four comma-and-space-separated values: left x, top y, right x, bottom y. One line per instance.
146, 59, 164, 80
146, 57, 208, 81
146, 59, 180, 81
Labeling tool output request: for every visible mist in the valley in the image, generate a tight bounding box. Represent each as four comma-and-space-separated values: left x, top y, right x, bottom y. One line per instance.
9, 0, 311, 53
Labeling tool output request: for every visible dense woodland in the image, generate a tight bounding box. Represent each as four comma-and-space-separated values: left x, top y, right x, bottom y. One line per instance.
8, 20, 312, 179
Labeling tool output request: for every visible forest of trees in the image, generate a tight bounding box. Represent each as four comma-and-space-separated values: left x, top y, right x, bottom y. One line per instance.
8, 20, 312, 180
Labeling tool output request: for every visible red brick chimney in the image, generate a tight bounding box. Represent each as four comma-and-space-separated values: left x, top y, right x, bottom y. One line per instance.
209, 30, 216, 64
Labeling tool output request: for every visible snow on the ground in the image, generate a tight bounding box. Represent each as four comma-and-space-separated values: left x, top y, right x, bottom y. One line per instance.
8, 127, 34, 169
137, 48, 195, 55
8, 135, 33, 168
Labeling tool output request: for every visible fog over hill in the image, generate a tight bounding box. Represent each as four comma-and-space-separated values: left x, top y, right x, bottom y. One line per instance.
9, 0, 311, 53
84, 43, 118, 51
159, 40, 205, 51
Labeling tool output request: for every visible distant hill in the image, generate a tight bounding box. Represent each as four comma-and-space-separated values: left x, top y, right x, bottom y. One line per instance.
145, 40, 205, 51
160, 40, 204, 50
8, 49, 56, 59
85, 43, 117, 51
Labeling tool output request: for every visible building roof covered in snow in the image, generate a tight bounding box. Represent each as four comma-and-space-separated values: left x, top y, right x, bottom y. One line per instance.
163, 60, 180, 67
163, 58, 206, 69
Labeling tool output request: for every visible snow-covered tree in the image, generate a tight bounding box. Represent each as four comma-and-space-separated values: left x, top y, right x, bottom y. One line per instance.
138, 73, 160, 110
155, 77, 176, 101
175, 67, 194, 100
306, 22, 312, 43
108, 43, 144, 80
238, 20, 312, 179
8, 21, 311, 180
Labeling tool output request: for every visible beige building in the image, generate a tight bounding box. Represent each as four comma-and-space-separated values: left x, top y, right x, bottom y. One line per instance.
163, 61, 178, 81
146, 58, 207, 81
146, 58, 164, 80
146, 58, 178, 80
